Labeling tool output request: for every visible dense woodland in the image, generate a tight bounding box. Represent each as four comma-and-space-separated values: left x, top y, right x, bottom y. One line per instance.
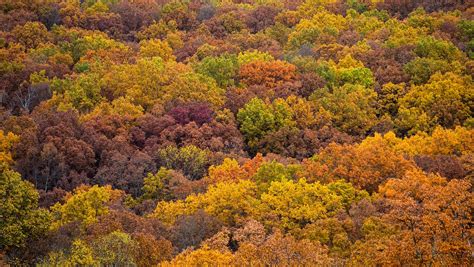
0, 0, 473, 265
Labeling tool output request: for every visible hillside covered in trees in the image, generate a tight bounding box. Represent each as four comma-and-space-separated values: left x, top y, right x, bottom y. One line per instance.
1, 0, 473, 265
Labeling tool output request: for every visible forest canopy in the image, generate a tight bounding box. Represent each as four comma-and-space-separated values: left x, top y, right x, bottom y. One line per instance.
0, 0, 473, 265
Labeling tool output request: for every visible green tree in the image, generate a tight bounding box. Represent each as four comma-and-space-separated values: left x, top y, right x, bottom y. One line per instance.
288, 9, 347, 49
237, 98, 294, 154
196, 54, 239, 87
156, 145, 210, 180
50, 185, 122, 229
39, 239, 98, 266
311, 84, 378, 136
93, 231, 137, 266
142, 167, 174, 201
252, 160, 300, 193
0, 166, 51, 249
403, 57, 459, 85
396, 72, 473, 135
330, 55, 375, 88
51, 73, 104, 113
70, 33, 129, 63
237, 50, 274, 66
414, 36, 463, 62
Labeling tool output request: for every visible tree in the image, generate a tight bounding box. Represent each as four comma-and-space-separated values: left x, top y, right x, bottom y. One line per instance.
41, 230, 167, 266
397, 72, 473, 135
375, 170, 473, 265
237, 98, 279, 154
205, 10, 246, 38
84, 97, 144, 120
68, 239, 97, 266
234, 230, 332, 266
196, 54, 238, 87
1, 1, 473, 265
252, 160, 300, 193
297, 217, 352, 258
359, 127, 474, 157
414, 36, 463, 62
92, 231, 137, 266
206, 158, 247, 184
132, 233, 173, 266
163, 71, 225, 110
257, 179, 367, 231
167, 102, 213, 126
258, 126, 354, 159
10, 22, 51, 49
110, 0, 160, 35
0, 130, 19, 166
288, 9, 347, 49
141, 167, 174, 201
50, 73, 104, 113
403, 57, 460, 85
50, 185, 122, 229
413, 155, 467, 180
159, 0, 196, 31
156, 145, 210, 181
204, 154, 266, 185
154, 180, 259, 226
13, 107, 96, 192
40, 239, 97, 266
239, 60, 297, 89
236, 50, 274, 66
332, 55, 375, 88
93, 148, 155, 197
377, 82, 407, 116
0, 166, 51, 250
245, 5, 280, 33
162, 246, 233, 266
69, 33, 129, 63
139, 39, 175, 61
136, 19, 178, 41
170, 210, 222, 252
301, 135, 415, 192
237, 97, 294, 154
103, 57, 225, 110
311, 84, 378, 136
102, 56, 169, 109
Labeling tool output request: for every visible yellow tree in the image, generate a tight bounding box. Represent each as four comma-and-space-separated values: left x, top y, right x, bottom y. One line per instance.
161, 246, 233, 266
0, 130, 19, 166
257, 179, 365, 231
397, 72, 473, 135
154, 180, 260, 226
288, 8, 347, 49
361, 127, 474, 157
138, 39, 175, 61
105, 57, 225, 110
51, 185, 123, 229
